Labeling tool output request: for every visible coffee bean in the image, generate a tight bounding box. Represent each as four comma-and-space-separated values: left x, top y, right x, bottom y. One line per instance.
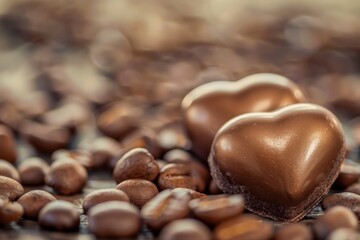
327, 228, 360, 240
171, 188, 206, 199
97, 102, 141, 139
159, 219, 212, 240
158, 163, 196, 191
83, 189, 129, 213
273, 223, 312, 240
52, 149, 98, 169
189, 194, 245, 225
113, 148, 159, 183
21, 120, 72, 154
322, 192, 360, 219
45, 159, 87, 195
116, 179, 158, 208
17, 190, 56, 219
313, 206, 358, 239
0, 176, 24, 200
157, 122, 191, 152
345, 183, 360, 195
209, 179, 223, 194
0, 124, 17, 164
334, 160, 360, 189
39, 200, 80, 231
88, 201, 141, 238
0, 159, 20, 182
141, 189, 191, 230
214, 214, 273, 240
18, 157, 49, 186
164, 149, 210, 192
0, 199, 24, 225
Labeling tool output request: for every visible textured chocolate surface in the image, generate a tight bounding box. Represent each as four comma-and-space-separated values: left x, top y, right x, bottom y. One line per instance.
182, 73, 306, 160
209, 103, 345, 221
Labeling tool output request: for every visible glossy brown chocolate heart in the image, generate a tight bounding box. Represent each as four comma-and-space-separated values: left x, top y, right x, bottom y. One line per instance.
182, 73, 306, 161
209, 103, 346, 222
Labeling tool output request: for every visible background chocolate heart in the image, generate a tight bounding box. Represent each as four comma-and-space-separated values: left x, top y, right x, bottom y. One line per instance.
182, 73, 306, 161
209, 103, 346, 222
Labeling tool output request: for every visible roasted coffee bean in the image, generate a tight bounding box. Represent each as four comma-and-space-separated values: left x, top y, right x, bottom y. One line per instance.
313, 206, 358, 239
214, 214, 273, 240
18, 157, 49, 186
0, 159, 20, 182
327, 228, 360, 240
346, 183, 360, 195
334, 160, 360, 189
79, 137, 120, 168
52, 149, 97, 169
0, 176, 24, 200
189, 194, 245, 225
17, 190, 56, 219
141, 189, 191, 230
113, 148, 159, 183
164, 149, 210, 192
322, 192, 360, 218
83, 189, 129, 213
97, 102, 141, 139
273, 223, 312, 240
0, 124, 17, 164
209, 179, 223, 194
158, 163, 196, 191
159, 219, 212, 240
0, 199, 24, 225
21, 120, 72, 154
88, 201, 141, 238
39, 200, 80, 231
116, 179, 158, 208
171, 188, 206, 199
45, 159, 87, 195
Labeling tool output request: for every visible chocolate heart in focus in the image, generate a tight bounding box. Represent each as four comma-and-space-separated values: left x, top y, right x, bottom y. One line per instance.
182, 73, 306, 161
209, 103, 346, 222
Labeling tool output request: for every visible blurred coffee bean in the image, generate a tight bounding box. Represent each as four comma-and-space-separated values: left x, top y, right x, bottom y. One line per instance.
159, 219, 212, 240
164, 149, 210, 192
116, 179, 158, 208
214, 214, 273, 240
82, 189, 129, 213
327, 228, 360, 240
17, 190, 56, 219
16, 91, 52, 118
0, 159, 20, 182
158, 163, 196, 191
141, 189, 191, 230
346, 183, 360, 195
0, 176, 24, 200
113, 148, 159, 184
334, 160, 360, 189
88, 201, 141, 238
209, 179, 223, 194
52, 149, 96, 169
273, 223, 312, 240
18, 157, 49, 186
313, 206, 358, 240
0, 103, 24, 131
97, 102, 141, 139
157, 122, 191, 152
322, 192, 360, 219
39, 200, 80, 231
0, 199, 24, 225
45, 159, 87, 195
0, 124, 17, 164
171, 188, 206, 199
156, 159, 168, 169
79, 137, 120, 168
21, 120, 71, 154
189, 194, 245, 225
194, 67, 235, 86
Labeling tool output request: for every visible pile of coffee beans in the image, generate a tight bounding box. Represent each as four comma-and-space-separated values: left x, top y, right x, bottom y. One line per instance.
0, 1, 360, 240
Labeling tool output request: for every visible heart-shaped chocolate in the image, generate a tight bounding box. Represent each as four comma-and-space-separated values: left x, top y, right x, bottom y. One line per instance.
182, 73, 306, 161
208, 103, 345, 222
